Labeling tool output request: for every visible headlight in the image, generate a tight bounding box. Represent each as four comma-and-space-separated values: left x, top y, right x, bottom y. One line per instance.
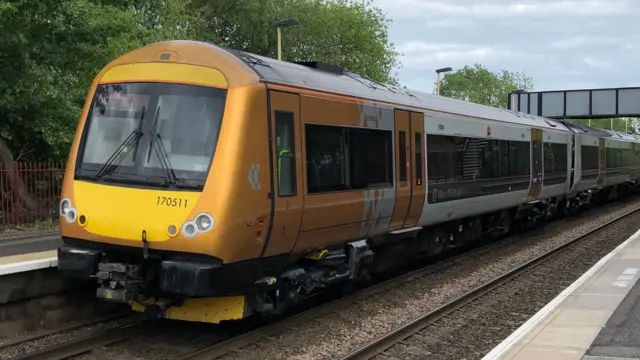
60, 198, 71, 216
181, 213, 214, 238
60, 198, 78, 224
65, 208, 78, 224
182, 222, 198, 238
195, 213, 214, 231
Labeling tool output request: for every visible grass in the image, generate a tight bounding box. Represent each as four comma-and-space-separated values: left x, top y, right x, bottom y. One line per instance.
0, 218, 59, 238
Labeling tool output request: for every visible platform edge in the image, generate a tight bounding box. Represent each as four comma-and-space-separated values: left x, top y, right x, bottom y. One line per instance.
0, 257, 58, 276
481, 227, 640, 360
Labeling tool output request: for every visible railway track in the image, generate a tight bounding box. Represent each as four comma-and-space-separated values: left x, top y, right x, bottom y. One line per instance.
1, 233, 518, 360
3, 319, 149, 360
175, 202, 640, 360
333, 206, 640, 360
5, 200, 639, 360
176, 238, 522, 360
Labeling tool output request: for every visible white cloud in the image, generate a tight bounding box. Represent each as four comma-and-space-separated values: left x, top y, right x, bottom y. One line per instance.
550, 36, 625, 50
397, 41, 545, 70
375, 0, 630, 20
581, 57, 612, 68
374, 0, 640, 93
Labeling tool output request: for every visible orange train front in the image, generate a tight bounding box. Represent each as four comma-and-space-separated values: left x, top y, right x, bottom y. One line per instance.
57, 40, 385, 323
57, 40, 640, 324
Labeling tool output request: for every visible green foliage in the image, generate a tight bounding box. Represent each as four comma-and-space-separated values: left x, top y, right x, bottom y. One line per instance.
439, 63, 534, 108
569, 118, 639, 133
1, 0, 400, 161
189, 0, 400, 84
0, 0, 147, 160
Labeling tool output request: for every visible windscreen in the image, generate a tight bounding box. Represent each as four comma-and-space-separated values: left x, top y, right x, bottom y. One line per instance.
77, 82, 226, 188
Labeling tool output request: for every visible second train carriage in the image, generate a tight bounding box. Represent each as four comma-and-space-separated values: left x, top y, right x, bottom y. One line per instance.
56, 40, 640, 324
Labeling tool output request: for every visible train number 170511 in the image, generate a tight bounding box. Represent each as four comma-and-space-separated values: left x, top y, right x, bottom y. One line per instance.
157, 196, 188, 208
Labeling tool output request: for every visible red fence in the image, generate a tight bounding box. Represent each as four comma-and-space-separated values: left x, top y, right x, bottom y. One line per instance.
0, 162, 66, 228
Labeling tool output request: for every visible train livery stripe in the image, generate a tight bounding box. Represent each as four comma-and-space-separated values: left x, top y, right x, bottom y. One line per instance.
99, 63, 228, 89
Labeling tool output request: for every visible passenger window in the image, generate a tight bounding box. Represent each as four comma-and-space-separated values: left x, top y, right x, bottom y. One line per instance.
348, 127, 393, 190
399, 131, 407, 186
415, 133, 423, 186
275, 111, 296, 196
426, 134, 532, 184
305, 124, 393, 194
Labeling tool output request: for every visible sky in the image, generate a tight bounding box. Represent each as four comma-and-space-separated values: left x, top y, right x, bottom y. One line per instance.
372, 0, 640, 94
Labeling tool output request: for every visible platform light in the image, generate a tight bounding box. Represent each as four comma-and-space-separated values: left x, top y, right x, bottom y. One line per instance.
435, 67, 453, 96
274, 18, 300, 61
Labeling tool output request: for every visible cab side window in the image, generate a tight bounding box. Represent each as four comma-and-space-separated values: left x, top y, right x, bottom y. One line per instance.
275, 111, 296, 196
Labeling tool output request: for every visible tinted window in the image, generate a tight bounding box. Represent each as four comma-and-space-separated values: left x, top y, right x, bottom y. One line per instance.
415, 133, 423, 186
544, 142, 568, 173
305, 124, 392, 194
349, 127, 393, 189
305, 124, 347, 193
79, 83, 226, 185
275, 111, 296, 196
581, 145, 599, 171
399, 131, 407, 186
426, 134, 531, 184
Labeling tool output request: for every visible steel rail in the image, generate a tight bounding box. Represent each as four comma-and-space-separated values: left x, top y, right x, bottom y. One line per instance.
6, 319, 147, 360
334, 206, 640, 360
0, 312, 132, 353
176, 202, 630, 360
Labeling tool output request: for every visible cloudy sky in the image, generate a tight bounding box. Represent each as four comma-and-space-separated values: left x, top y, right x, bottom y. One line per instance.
372, 0, 640, 94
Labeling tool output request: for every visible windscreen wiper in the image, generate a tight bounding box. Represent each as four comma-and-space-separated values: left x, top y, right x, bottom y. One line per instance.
150, 132, 178, 186
94, 105, 146, 179
147, 106, 178, 186
95, 129, 143, 179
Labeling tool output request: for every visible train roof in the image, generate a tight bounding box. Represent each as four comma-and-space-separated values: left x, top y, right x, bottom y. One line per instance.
216, 43, 569, 132
561, 121, 640, 142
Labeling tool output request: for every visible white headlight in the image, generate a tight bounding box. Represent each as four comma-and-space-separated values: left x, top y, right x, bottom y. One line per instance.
195, 213, 214, 232
60, 198, 72, 216
65, 208, 78, 224
182, 221, 198, 238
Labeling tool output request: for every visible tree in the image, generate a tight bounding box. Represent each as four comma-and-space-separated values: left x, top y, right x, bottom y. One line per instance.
192, 0, 400, 84
570, 118, 640, 133
0, 0, 149, 161
0, 0, 400, 219
439, 63, 534, 108
1, 0, 400, 163
0, 0, 152, 218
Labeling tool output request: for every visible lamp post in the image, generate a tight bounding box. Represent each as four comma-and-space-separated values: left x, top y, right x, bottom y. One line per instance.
435, 67, 453, 96
274, 18, 300, 61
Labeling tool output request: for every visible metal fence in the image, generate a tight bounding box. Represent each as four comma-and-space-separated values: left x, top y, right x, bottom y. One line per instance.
0, 161, 65, 228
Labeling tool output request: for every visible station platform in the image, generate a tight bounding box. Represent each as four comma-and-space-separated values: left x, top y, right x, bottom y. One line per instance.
0, 233, 60, 276
483, 227, 640, 360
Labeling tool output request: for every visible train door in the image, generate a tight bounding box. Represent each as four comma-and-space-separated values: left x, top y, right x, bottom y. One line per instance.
527, 128, 543, 201
597, 138, 605, 186
569, 133, 576, 191
389, 109, 411, 230
262, 91, 304, 257
403, 112, 426, 227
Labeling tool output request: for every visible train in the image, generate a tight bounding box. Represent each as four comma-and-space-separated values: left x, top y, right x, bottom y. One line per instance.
56, 40, 640, 324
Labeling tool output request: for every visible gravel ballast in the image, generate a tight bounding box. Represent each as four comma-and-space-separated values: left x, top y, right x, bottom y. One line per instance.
5, 199, 640, 360
213, 199, 640, 360
380, 209, 640, 360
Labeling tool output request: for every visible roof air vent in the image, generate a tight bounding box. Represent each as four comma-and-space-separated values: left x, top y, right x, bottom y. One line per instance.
294, 61, 345, 75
